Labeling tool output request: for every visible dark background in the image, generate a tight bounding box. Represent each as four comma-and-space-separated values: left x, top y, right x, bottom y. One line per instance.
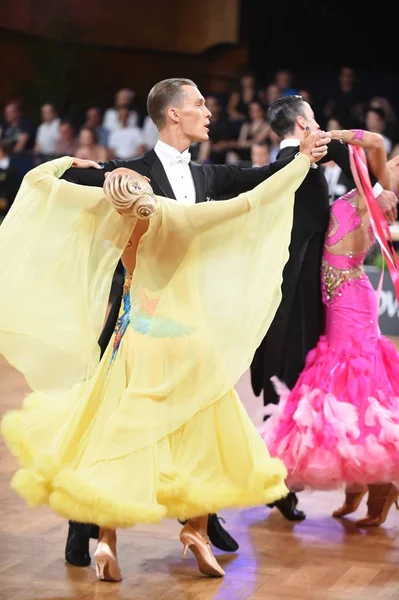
0, 0, 397, 119
246, 0, 398, 112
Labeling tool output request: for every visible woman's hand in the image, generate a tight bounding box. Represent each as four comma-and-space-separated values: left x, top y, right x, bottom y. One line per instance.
71, 157, 104, 169
299, 129, 330, 164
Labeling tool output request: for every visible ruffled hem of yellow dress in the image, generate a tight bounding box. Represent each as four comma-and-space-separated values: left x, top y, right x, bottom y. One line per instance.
2, 388, 289, 528
9, 464, 288, 528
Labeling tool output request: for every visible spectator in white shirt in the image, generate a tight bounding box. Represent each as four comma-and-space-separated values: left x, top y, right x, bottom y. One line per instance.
142, 115, 159, 150
34, 103, 60, 157
102, 88, 139, 132
108, 107, 144, 160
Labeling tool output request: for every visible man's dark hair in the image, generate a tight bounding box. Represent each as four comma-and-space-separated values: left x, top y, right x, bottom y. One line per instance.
147, 78, 197, 129
266, 95, 307, 138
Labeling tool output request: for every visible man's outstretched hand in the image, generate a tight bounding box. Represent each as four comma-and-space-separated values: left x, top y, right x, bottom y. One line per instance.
376, 189, 398, 224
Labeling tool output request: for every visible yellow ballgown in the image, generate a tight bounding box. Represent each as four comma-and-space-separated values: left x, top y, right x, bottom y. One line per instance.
0, 154, 309, 528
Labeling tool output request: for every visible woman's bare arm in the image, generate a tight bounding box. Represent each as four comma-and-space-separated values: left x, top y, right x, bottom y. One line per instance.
328, 129, 392, 190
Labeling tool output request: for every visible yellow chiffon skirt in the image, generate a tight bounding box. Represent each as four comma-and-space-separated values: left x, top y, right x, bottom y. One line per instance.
2, 274, 288, 529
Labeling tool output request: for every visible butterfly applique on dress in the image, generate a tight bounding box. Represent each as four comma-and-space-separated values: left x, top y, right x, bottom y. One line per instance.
108, 273, 193, 370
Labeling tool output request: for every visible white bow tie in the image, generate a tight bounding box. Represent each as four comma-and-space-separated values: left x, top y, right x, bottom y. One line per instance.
170, 150, 191, 167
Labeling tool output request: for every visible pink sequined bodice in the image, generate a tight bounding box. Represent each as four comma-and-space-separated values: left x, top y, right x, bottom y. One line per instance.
322, 189, 374, 304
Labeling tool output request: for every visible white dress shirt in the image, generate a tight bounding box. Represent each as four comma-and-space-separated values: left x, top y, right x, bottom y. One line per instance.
154, 140, 196, 205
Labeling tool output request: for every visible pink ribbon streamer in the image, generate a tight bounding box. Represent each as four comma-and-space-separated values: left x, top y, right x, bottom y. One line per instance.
348, 145, 399, 303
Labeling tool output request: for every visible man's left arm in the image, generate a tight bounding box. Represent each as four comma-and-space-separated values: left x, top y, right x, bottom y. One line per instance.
213, 132, 329, 198
213, 155, 294, 199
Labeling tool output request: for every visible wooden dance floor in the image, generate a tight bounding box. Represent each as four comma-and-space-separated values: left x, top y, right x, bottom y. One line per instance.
1, 355, 399, 600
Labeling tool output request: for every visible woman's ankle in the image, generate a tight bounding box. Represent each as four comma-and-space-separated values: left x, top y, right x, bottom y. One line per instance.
187, 516, 208, 539
99, 528, 117, 551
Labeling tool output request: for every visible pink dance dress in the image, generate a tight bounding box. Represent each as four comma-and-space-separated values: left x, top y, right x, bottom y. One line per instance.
259, 189, 399, 490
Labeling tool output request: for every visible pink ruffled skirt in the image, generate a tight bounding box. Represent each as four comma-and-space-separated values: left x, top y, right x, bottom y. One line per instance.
259, 331, 399, 490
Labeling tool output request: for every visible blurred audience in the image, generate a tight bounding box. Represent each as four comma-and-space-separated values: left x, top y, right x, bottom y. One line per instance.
251, 142, 270, 167
103, 88, 138, 132
33, 103, 60, 158
369, 96, 397, 142
108, 107, 144, 160
75, 127, 108, 162
226, 70, 263, 136
83, 107, 109, 147
197, 95, 233, 164
322, 117, 352, 203
1, 66, 399, 221
1, 101, 35, 153
226, 100, 270, 163
55, 120, 77, 156
0, 141, 20, 216
262, 83, 281, 109
322, 66, 365, 128
142, 115, 159, 151
273, 69, 297, 97
298, 89, 312, 104
365, 106, 393, 155
267, 129, 281, 162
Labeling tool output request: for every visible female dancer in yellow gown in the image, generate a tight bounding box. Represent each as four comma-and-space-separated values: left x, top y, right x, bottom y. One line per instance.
0, 132, 318, 581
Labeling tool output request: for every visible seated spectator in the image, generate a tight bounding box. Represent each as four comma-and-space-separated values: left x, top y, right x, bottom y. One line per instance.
226, 71, 263, 133
0, 141, 20, 217
83, 107, 109, 147
102, 88, 139, 132
55, 120, 77, 156
0, 101, 35, 154
273, 69, 298, 97
322, 66, 365, 128
268, 128, 281, 162
369, 96, 398, 145
142, 115, 159, 151
108, 107, 144, 160
33, 103, 60, 159
365, 107, 392, 155
298, 89, 312, 104
226, 100, 270, 163
197, 95, 233, 164
74, 127, 108, 162
251, 142, 270, 167
261, 83, 280, 109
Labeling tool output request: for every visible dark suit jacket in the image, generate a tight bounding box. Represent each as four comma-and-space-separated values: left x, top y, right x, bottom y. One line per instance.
62, 148, 292, 201
250, 140, 364, 405
62, 148, 294, 355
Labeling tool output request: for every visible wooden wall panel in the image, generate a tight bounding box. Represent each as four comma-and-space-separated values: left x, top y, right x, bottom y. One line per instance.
1, 0, 239, 53
0, 29, 247, 115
